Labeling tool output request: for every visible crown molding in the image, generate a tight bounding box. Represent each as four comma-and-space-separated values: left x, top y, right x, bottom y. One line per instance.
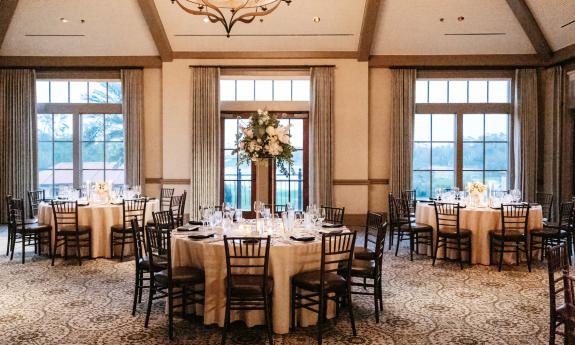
0, 56, 162, 68
172, 51, 358, 59
368, 54, 545, 68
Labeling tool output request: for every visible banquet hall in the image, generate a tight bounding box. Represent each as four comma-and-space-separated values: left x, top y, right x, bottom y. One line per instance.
1, 0, 575, 344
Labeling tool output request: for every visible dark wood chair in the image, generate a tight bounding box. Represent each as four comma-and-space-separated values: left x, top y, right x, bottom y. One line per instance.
6, 195, 39, 257
7, 198, 52, 264
394, 197, 433, 261
401, 190, 417, 216
350, 212, 386, 323
160, 187, 175, 211
291, 232, 357, 345
51, 200, 92, 266
222, 236, 273, 345
321, 205, 345, 224
432, 202, 472, 269
264, 203, 286, 215
546, 243, 573, 345
144, 210, 204, 339
489, 204, 532, 272
170, 191, 187, 227
111, 198, 147, 261
537, 192, 554, 223
531, 201, 573, 263
27, 189, 47, 220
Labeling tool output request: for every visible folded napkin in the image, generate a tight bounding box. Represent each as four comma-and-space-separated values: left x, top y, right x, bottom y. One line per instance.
77, 202, 90, 207
322, 222, 343, 228
319, 229, 343, 234
188, 232, 215, 240
177, 225, 199, 232
188, 220, 204, 226
290, 235, 315, 242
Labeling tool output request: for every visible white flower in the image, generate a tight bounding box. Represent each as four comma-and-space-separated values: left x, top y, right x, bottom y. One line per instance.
244, 128, 253, 138
258, 119, 264, 125
266, 126, 276, 136
239, 142, 245, 149
257, 109, 264, 115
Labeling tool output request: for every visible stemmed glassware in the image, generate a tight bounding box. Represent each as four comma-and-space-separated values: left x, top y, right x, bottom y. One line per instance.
317, 208, 326, 227
201, 207, 213, 228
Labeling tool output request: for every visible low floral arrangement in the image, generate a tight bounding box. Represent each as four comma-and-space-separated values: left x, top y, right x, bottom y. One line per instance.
94, 181, 109, 194
467, 182, 487, 194
233, 109, 295, 175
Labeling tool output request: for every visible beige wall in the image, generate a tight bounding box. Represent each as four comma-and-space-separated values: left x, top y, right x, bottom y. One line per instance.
142, 59, 394, 217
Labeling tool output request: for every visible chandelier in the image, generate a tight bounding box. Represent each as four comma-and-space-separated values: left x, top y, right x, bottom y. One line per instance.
171, 0, 293, 37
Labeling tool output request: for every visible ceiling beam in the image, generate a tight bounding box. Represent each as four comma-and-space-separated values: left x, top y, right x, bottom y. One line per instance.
357, 0, 382, 62
0, 56, 162, 68
505, 0, 552, 60
369, 54, 545, 68
172, 51, 358, 59
549, 43, 575, 66
0, 0, 19, 49
136, 0, 173, 62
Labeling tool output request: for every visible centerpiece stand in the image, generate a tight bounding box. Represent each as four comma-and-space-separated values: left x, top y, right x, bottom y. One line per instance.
254, 157, 276, 217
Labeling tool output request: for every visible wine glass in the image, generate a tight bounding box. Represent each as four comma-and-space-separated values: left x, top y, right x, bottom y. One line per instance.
202, 207, 212, 228
317, 208, 326, 226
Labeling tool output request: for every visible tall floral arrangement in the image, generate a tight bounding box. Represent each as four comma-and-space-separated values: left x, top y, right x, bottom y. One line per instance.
233, 109, 295, 175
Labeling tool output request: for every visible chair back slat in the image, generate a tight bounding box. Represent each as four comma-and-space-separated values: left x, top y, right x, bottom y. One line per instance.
130, 217, 146, 262
170, 191, 187, 226
433, 202, 462, 235
224, 236, 271, 286
148, 211, 173, 271
402, 190, 417, 214
122, 198, 147, 229
557, 202, 574, 229
547, 244, 570, 318
321, 232, 356, 277
364, 211, 384, 247
27, 190, 45, 218
8, 198, 27, 231
51, 201, 79, 233
160, 188, 175, 211
321, 205, 345, 224
536, 192, 554, 220
500, 204, 529, 236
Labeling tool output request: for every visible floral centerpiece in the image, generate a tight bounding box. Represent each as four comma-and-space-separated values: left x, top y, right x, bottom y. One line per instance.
93, 181, 110, 203
232, 109, 295, 175
467, 181, 487, 206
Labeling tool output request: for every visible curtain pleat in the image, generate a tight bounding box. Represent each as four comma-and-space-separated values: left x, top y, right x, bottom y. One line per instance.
513, 69, 538, 202
122, 69, 144, 190
190, 67, 220, 219
310, 67, 334, 206
391, 69, 416, 196
0, 69, 37, 223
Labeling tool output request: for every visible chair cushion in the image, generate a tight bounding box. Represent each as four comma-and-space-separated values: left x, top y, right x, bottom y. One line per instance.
544, 222, 569, 231
531, 228, 567, 238
438, 228, 472, 238
292, 270, 347, 293
489, 229, 525, 240
350, 259, 376, 278
354, 247, 375, 261
138, 256, 167, 272
24, 218, 38, 225
111, 224, 131, 233
226, 275, 274, 297
59, 225, 91, 235
24, 222, 51, 233
400, 222, 433, 232
155, 266, 205, 286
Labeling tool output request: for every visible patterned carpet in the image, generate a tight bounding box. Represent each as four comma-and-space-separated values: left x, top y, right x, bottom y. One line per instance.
0, 226, 557, 345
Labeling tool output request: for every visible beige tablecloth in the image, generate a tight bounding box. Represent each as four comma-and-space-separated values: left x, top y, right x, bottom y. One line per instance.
172, 224, 345, 334
415, 203, 543, 265
38, 200, 158, 258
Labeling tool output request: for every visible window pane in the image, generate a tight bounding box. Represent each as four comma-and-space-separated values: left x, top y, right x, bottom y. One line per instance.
50, 81, 68, 103
431, 143, 454, 169
431, 114, 455, 141
81, 114, 104, 141
485, 171, 508, 191
428, 80, 448, 103
485, 114, 508, 141
292, 80, 310, 101
223, 181, 237, 207
448, 81, 467, 103
88, 82, 108, 103
38, 170, 54, 196
54, 170, 73, 193
106, 142, 125, 169
54, 142, 73, 168
70, 81, 88, 103
485, 143, 508, 170
488, 80, 510, 103
82, 170, 104, 183
463, 114, 484, 141
463, 143, 484, 169
224, 119, 238, 149
413, 171, 430, 199
255, 80, 273, 101
224, 150, 238, 179
105, 114, 124, 141
82, 142, 105, 169
415, 80, 428, 103
107, 82, 122, 103
276, 180, 289, 204
291, 150, 304, 179
220, 80, 236, 101
37, 114, 53, 141
290, 119, 304, 149
38, 142, 53, 170
413, 143, 431, 170
414, 114, 431, 141
290, 181, 304, 210
106, 170, 125, 186
273, 80, 292, 101
239, 159, 251, 180
37, 81, 50, 103
236, 80, 254, 101
468, 81, 488, 103
463, 171, 483, 187
432, 171, 455, 195
53, 114, 73, 141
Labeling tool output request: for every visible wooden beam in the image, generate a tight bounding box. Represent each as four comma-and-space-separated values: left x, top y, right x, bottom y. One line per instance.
550, 43, 575, 66
369, 54, 545, 68
357, 0, 382, 62
0, 0, 19, 49
172, 51, 357, 59
0, 56, 162, 68
137, 0, 173, 62
505, 0, 552, 59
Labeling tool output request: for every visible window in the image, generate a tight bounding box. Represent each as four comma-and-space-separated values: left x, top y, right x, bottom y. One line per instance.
276, 118, 306, 210
36, 80, 124, 197
219, 78, 310, 102
413, 78, 512, 199
222, 117, 253, 210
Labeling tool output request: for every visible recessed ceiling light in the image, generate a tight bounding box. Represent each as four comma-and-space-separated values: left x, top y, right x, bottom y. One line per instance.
60, 17, 69, 23
458, 16, 465, 22
313, 16, 320, 23
439, 17, 445, 22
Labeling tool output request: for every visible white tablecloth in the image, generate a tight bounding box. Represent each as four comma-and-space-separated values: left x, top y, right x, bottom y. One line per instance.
38, 200, 158, 258
415, 203, 543, 265
172, 223, 345, 334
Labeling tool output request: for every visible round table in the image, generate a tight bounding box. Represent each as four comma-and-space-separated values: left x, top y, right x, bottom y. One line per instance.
415, 203, 543, 265
171, 223, 347, 334
37, 199, 159, 258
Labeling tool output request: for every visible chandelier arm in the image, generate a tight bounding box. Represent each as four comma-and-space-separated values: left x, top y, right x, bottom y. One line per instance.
174, 0, 223, 23
231, 0, 283, 25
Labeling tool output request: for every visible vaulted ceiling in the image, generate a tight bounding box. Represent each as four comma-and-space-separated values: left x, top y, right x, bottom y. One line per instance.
0, 0, 574, 64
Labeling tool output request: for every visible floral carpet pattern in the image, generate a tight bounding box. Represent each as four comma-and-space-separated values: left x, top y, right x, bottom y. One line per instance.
0, 227, 557, 345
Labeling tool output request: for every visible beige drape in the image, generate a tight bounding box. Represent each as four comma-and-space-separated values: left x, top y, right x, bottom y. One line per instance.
542, 66, 573, 219
310, 67, 334, 206
190, 67, 220, 219
0, 69, 37, 223
122, 69, 144, 189
512, 69, 538, 202
391, 69, 416, 196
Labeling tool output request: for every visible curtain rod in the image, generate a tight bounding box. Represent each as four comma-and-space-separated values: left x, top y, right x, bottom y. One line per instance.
188, 65, 335, 69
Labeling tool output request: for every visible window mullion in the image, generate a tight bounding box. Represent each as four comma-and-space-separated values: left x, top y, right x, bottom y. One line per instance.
73, 112, 81, 189
456, 112, 463, 189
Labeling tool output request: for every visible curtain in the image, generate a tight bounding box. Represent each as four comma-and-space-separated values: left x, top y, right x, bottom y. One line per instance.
310, 67, 335, 206
122, 69, 144, 189
0, 69, 37, 223
542, 66, 573, 219
190, 67, 220, 219
512, 69, 538, 202
390, 69, 416, 196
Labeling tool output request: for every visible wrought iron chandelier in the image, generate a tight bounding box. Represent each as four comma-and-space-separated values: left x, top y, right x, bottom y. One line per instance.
171, 0, 293, 37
